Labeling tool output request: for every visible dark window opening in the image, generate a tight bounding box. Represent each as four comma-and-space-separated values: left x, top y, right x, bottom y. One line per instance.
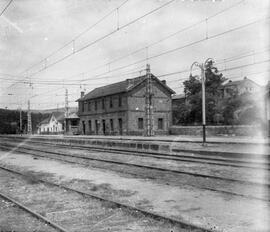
110, 97, 113, 108
158, 118, 163, 130
118, 96, 122, 107
102, 119, 106, 135
102, 98, 105, 109
88, 102, 91, 111
82, 121, 85, 134
95, 101, 97, 110
138, 118, 144, 129
118, 118, 123, 135
110, 119, 114, 132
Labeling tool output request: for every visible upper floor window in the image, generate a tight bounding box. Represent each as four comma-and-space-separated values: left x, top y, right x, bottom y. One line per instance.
88, 102, 91, 111
95, 101, 97, 111
118, 96, 122, 107
102, 98, 105, 109
110, 97, 113, 108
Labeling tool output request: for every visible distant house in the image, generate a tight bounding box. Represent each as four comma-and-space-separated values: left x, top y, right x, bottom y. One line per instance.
220, 77, 261, 98
76, 73, 175, 135
65, 112, 80, 135
37, 112, 65, 134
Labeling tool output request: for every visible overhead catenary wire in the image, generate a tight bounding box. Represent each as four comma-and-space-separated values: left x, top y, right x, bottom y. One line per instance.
5, 0, 247, 89
79, 16, 270, 83
20, 0, 130, 75
14, 0, 175, 84
0, 0, 13, 17
35, 0, 246, 82
2, 47, 268, 88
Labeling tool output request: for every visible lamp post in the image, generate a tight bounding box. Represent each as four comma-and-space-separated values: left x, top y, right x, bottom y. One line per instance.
190, 58, 214, 144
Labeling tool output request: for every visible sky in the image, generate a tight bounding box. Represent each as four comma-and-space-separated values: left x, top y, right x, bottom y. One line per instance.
0, 0, 269, 110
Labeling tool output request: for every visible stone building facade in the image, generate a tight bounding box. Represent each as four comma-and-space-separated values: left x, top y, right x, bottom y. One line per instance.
77, 74, 175, 135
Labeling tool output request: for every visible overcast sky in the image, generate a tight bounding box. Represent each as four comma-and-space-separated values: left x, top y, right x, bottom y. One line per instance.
0, 0, 269, 110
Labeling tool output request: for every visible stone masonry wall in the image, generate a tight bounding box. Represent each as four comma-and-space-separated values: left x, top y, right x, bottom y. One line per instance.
170, 125, 266, 137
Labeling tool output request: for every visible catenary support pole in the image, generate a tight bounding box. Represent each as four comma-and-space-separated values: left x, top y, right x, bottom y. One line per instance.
201, 65, 206, 144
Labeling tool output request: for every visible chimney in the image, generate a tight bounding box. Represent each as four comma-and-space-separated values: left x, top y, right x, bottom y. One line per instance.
161, 80, 166, 85
81, 91, 85, 98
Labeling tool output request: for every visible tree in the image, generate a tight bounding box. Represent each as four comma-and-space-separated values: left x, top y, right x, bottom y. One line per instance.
179, 60, 226, 124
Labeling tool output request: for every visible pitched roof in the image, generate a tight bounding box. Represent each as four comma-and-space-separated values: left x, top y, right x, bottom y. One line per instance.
222, 77, 260, 88
38, 111, 65, 126
77, 74, 175, 101
52, 111, 65, 121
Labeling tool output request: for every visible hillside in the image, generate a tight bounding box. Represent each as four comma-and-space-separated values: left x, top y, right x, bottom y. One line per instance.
0, 108, 50, 134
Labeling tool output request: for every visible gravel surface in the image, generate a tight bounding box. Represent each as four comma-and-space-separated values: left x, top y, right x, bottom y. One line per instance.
0, 196, 58, 232
0, 166, 188, 232
1, 151, 269, 232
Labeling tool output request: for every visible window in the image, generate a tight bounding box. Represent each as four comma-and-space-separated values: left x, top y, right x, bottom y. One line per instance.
95, 101, 97, 110
110, 97, 113, 108
118, 96, 122, 107
88, 102, 91, 111
158, 118, 163, 130
138, 118, 144, 129
102, 98, 105, 109
110, 119, 114, 132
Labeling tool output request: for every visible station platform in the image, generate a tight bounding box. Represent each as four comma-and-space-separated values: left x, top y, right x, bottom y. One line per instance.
1, 134, 269, 157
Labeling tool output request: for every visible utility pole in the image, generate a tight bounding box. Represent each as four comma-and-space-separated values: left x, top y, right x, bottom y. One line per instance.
65, 88, 69, 118
19, 107, 22, 133
145, 64, 153, 136
64, 89, 69, 133
27, 100, 32, 134
190, 58, 214, 144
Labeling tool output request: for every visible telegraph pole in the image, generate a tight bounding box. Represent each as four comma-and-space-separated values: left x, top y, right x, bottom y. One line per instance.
145, 64, 153, 136
27, 100, 32, 134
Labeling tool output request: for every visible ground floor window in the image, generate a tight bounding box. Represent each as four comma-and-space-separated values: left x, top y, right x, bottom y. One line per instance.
138, 118, 144, 129
158, 118, 163, 130
82, 121, 85, 134
110, 119, 114, 132
118, 118, 123, 135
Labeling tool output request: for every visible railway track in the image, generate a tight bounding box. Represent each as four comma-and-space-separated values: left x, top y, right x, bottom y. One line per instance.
0, 140, 268, 187
0, 191, 67, 232
0, 142, 269, 202
0, 164, 209, 232
1, 136, 269, 170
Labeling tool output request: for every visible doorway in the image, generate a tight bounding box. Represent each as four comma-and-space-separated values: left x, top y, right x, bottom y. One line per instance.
118, 118, 122, 135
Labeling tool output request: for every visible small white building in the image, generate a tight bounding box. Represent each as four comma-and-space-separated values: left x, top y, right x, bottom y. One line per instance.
37, 112, 65, 134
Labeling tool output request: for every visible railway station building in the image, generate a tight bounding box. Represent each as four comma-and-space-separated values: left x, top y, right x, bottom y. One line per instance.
77, 74, 175, 135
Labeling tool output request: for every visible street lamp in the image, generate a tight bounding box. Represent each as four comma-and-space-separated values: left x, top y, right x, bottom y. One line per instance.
190, 58, 214, 144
